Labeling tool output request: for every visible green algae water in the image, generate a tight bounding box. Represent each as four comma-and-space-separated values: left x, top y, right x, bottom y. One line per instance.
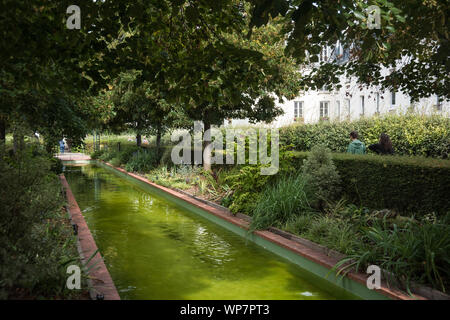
64, 163, 357, 300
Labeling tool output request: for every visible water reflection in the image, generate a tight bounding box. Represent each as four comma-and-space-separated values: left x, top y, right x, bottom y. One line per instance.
64, 164, 357, 300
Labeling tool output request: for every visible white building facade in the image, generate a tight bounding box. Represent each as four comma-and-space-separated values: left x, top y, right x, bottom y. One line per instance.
225, 45, 449, 128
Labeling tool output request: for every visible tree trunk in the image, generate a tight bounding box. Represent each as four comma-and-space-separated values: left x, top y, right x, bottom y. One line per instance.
136, 133, 142, 147
46, 141, 54, 154
13, 132, 24, 154
156, 125, 162, 160
66, 139, 72, 153
0, 118, 5, 146
203, 121, 212, 172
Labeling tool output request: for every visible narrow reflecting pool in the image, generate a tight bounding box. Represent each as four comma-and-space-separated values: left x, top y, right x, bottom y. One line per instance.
64, 164, 357, 300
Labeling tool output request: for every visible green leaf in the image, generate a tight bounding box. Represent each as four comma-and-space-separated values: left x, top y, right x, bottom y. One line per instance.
354, 11, 366, 20
386, 26, 395, 33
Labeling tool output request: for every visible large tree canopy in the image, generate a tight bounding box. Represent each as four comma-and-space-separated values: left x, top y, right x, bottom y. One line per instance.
101, 1, 301, 127
0, 0, 123, 146
93, 1, 304, 169
1, 0, 448, 151
102, 70, 191, 149
248, 0, 449, 100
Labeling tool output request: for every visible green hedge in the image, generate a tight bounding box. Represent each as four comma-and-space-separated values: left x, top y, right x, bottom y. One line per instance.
281, 114, 450, 158
292, 152, 450, 215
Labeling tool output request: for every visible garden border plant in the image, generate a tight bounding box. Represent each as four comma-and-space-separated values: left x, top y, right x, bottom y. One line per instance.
0, 145, 89, 299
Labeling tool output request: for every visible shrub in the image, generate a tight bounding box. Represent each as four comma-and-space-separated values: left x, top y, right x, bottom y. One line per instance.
304, 215, 358, 255
281, 114, 450, 158
99, 150, 117, 162
335, 214, 450, 293
97, 146, 147, 167
250, 174, 315, 231
117, 146, 140, 165
160, 146, 176, 167
224, 165, 271, 215
292, 152, 450, 215
302, 145, 341, 208
125, 149, 159, 172
110, 157, 121, 167
90, 149, 105, 160
222, 148, 298, 215
49, 156, 63, 174
0, 148, 82, 298
284, 214, 313, 235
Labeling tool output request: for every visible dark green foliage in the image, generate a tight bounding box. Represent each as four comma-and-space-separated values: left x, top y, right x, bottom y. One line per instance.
250, 1, 449, 100
303, 215, 358, 256
159, 146, 201, 168
109, 157, 121, 167
0, 148, 81, 299
92, 145, 164, 172
125, 149, 159, 173
302, 145, 341, 208
49, 157, 64, 175
90, 149, 105, 160
99, 150, 117, 162
281, 198, 450, 292
223, 165, 269, 215
160, 146, 175, 167
283, 201, 368, 256
97, 145, 142, 166
220, 194, 234, 208
284, 214, 314, 235
281, 114, 450, 158
292, 152, 450, 215
28, 142, 63, 175
250, 174, 315, 231
335, 214, 450, 293
117, 146, 140, 165
334, 154, 450, 216
221, 147, 298, 215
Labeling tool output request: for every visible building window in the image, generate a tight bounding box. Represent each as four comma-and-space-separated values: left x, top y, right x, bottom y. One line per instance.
336, 100, 340, 120
360, 96, 365, 116
342, 47, 350, 62
319, 46, 328, 63
391, 91, 396, 105
320, 101, 329, 119
294, 101, 303, 118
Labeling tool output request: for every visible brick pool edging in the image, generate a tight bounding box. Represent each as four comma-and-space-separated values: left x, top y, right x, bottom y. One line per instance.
101, 161, 425, 301
60, 174, 121, 300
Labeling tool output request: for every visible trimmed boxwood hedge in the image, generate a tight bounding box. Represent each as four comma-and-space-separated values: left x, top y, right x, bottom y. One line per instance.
281, 114, 450, 158
291, 152, 450, 215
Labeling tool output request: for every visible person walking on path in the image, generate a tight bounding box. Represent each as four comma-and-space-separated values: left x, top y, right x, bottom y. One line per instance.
347, 131, 366, 154
59, 139, 65, 154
